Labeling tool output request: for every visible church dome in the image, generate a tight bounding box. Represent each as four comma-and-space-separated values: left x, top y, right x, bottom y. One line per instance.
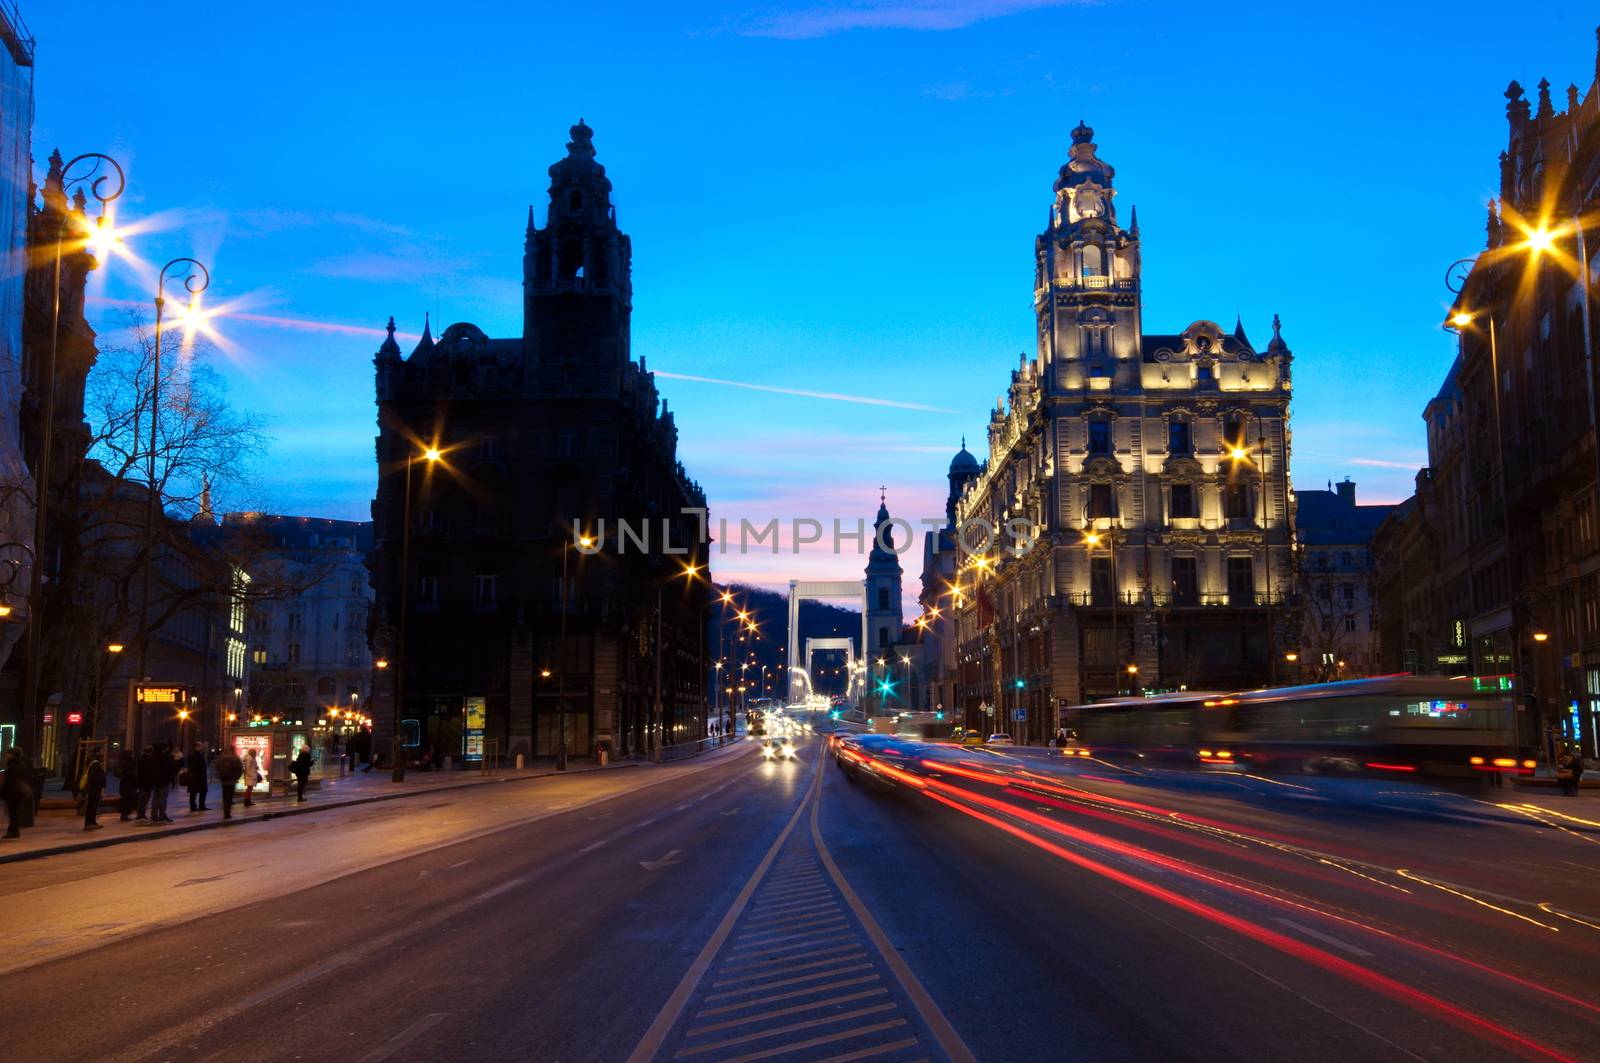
949, 441, 980, 475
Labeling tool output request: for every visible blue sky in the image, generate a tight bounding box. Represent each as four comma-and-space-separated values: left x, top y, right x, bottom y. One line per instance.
27, 1, 1600, 594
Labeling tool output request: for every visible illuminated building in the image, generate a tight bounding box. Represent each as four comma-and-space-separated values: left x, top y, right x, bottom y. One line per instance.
951, 123, 1294, 740
1376, 37, 1600, 756
369, 121, 710, 764
228, 515, 371, 723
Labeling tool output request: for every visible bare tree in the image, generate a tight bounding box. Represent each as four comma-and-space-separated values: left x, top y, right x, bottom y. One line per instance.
30, 310, 321, 740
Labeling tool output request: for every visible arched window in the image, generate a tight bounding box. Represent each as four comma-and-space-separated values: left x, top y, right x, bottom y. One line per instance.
1081, 244, 1103, 276
568, 189, 583, 210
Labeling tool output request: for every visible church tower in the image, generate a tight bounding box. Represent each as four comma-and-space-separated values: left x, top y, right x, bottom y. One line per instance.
864, 491, 904, 654
524, 120, 633, 394
1034, 121, 1143, 391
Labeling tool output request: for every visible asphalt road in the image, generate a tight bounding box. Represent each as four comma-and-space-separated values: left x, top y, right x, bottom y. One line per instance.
1, 735, 1597, 1062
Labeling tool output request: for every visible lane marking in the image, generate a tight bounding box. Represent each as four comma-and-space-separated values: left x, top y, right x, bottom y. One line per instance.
474, 876, 527, 903
812, 1035, 920, 1062
698, 973, 881, 1014
812, 774, 976, 1063
625, 755, 822, 1063
580, 840, 608, 854
709, 1019, 909, 1063
673, 1002, 898, 1057
709, 951, 870, 988
733, 920, 851, 947
1273, 918, 1374, 958
723, 932, 857, 959
718, 942, 865, 973
685, 988, 890, 1037
357, 1013, 447, 1062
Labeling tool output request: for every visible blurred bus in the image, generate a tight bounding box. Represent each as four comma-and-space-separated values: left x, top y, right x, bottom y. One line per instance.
1061, 676, 1529, 779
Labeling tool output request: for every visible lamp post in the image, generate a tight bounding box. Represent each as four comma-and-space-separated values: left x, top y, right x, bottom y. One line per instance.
131, 256, 209, 757
654, 560, 701, 763
23, 153, 124, 766
1228, 411, 1276, 685
1082, 527, 1121, 694
390, 445, 441, 781
1448, 257, 1526, 742
557, 531, 595, 771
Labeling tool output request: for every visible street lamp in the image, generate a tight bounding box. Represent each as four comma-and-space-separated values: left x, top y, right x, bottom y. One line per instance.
390, 442, 443, 781
1082, 527, 1126, 694
23, 153, 124, 765
654, 560, 702, 762
1226, 408, 1278, 684
131, 256, 210, 756
556, 530, 595, 771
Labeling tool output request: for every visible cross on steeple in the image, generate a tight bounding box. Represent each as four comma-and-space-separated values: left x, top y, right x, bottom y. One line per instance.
879, 485, 887, 503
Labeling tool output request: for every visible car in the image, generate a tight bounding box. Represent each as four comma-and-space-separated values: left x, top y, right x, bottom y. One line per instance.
761, 736, 798, 760
986, 733, 1015, 746
960, 733, 986, 747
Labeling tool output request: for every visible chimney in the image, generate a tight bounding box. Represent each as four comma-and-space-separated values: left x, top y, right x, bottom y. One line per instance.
1336, 478, 1356, 507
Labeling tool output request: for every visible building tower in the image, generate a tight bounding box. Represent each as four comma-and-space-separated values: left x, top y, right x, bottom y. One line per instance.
1035, 120, 1144, 387
864, 491, 903, 654
525, 118, 633, 395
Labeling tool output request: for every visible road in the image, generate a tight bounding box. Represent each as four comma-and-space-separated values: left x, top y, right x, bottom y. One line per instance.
0, 735, 1596, 1061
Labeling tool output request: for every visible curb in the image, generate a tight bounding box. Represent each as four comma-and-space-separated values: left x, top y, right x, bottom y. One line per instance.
0, 762, 639, 867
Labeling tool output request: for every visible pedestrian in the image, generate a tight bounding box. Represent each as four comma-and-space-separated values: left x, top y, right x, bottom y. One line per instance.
1557, 746, 1585, 797
289, 745, 313, 802
135, 744, 158, 821
83, 751, 106, 830
241, 747, 261, 808
150, 741, 177, 823
185, 742, 209, 812
214, 745, 243, 820
360, 730, 375, 772
2, 745, 32, 839
117, 748, 139, 821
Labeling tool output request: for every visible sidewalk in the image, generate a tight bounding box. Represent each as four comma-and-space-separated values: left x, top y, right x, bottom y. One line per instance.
1, 760, 633, 866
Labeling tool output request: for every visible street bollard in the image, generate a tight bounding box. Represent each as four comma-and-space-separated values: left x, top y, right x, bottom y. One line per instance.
515, 753, 525, 770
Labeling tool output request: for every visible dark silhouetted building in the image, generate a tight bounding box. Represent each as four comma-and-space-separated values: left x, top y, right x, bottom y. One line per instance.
369, 122, 709, 765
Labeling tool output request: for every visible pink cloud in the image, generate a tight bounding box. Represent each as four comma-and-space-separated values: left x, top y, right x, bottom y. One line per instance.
740, 0, 1099, 39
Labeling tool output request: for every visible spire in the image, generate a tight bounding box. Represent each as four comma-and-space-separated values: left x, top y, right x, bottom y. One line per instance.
377, 315, 401, 360
42, 148, 67, 214
527, 203, 536, 233
1128, 204, 1139, 235
1486, 197, 1502, 247
1537, 77, 1554, 119
1505, 80, 1531, 126
1267, 313, 1288, 354
410, 312, 435, 358
1569, 83, 1581, 114
195, 479, 215, 525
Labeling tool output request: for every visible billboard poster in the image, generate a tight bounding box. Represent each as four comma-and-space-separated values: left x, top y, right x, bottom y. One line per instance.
464, 696, 486, 761
233, 733, 273, 793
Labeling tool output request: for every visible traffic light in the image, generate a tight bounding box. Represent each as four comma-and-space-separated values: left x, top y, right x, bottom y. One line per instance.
1014, 678, 1025, 689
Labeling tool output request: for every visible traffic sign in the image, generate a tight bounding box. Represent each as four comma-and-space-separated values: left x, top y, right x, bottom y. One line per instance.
1012, 708, 1027, 721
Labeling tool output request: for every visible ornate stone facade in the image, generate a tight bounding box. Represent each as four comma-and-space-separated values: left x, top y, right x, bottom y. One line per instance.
951, 123, 1295, 740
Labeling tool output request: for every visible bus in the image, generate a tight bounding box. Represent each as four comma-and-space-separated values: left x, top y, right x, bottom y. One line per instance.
1062, 676, 1529, 779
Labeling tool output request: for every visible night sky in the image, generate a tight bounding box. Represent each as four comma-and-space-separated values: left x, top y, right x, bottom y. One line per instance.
26, 0, 1600, 596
